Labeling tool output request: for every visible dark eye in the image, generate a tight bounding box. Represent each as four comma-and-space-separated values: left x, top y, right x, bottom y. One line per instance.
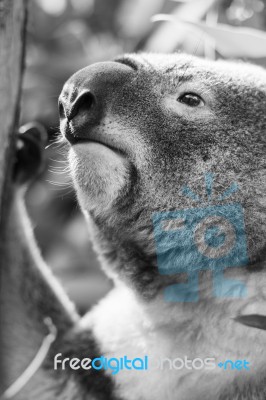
177, 93, 204, 107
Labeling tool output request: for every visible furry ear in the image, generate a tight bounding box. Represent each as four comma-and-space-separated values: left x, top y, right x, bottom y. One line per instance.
14, 122, 47, 185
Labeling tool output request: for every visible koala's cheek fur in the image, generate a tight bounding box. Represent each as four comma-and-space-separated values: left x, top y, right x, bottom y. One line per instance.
68, 143, 131, 213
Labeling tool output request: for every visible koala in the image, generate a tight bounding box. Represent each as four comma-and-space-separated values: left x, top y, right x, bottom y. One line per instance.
1, 53, 266, 400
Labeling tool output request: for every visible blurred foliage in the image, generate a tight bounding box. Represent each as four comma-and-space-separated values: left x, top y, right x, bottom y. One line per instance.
21, 0, 266, 313
152, 0, 266, 57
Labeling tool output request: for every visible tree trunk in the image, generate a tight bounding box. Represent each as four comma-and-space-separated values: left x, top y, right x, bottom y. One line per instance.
0, 0, 27, 224
0, 0, 28, 390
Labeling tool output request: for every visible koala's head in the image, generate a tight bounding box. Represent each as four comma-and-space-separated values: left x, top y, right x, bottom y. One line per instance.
59, 54, 266, 298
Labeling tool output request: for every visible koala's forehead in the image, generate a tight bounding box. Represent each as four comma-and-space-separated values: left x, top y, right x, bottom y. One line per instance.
129, 53, 266, 93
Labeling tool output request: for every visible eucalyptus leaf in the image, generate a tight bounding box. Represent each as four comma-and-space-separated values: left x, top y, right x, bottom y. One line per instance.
146, 0, 217, 52
152, 14, 266, 58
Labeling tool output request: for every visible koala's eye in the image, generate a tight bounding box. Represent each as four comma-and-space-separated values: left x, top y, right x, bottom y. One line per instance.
177, 93, 204, 107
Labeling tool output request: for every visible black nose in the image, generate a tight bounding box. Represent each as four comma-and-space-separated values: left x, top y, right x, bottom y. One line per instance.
59, 60, 137, 144
59, 90, 95, 123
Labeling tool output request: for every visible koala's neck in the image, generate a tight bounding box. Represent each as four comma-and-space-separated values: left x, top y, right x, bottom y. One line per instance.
84, 279, 266, 400
87, 214, 266, 359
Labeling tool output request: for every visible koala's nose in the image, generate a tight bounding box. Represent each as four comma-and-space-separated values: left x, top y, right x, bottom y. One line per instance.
59, 90, 95, 123
59, 60, 137, 144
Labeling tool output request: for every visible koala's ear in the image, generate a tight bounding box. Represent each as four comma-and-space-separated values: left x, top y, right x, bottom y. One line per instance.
14, 122, 48, 185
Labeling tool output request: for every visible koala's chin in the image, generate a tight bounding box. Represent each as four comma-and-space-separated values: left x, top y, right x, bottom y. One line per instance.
68, 142, 131, 214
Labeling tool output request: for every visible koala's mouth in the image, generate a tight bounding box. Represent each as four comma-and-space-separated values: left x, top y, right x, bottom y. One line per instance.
63, 124, 127, 158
